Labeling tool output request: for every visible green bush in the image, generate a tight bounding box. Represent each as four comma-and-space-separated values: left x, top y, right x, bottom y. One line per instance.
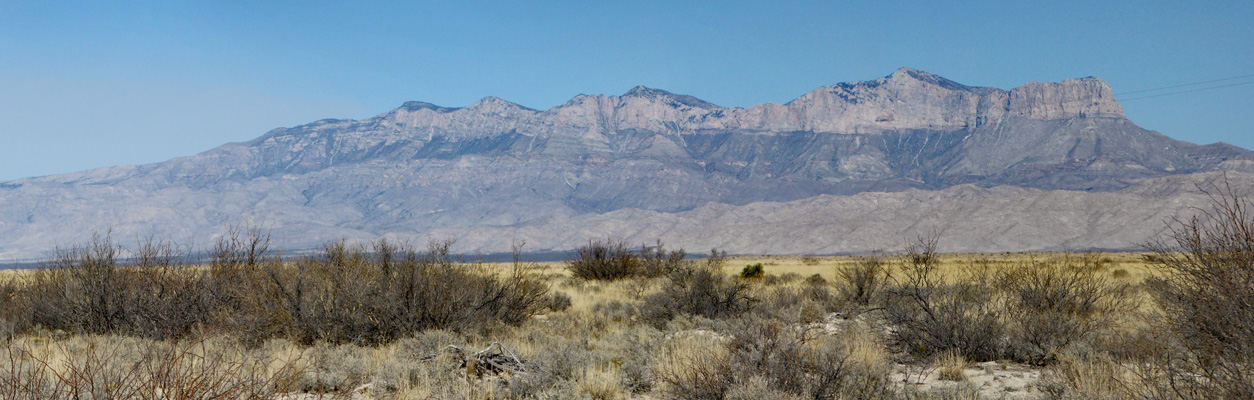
740, 263, 764, 279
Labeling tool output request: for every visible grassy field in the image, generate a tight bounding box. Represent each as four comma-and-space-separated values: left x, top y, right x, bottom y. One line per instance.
525, 251, 1159, 312
0, 227, 1246, 400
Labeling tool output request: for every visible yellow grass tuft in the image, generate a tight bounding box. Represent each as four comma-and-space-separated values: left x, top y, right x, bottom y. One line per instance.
933, 350, 968, 382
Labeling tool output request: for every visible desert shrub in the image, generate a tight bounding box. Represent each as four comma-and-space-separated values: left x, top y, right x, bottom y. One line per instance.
739, 263, 764, 279
0, 335, 307, 399
24, 233, 213, 340
800, 256, 821, 266
657, 318, 896, 399
838, 256, 890, 306
725, 376, 804, 400
655, 333, 734, 399
996, 255, 1135, 365
1037, 353, 1132, 400
1143, 180, 1254, 399
639, 240, 687, 278
884, 235, 1005, 361
567, 238, 639, 280
0, 278, 30, 341
621, 275, 661, 300
805, 273, 827, 285
614, 326, 663, 394
761, 273, 781, 285
261, 239, 550, 345
591, 300, 638, 324
640, 255, 754, 329
547, 291, 573, 312
751, 284, 838, 324
907, 232, 940, 266
13, 227, 550, 346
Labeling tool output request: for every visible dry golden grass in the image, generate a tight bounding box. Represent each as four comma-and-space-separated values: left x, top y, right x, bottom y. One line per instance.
933, 350, 969, 382
722, 252, 1161, 286
0, 251, 1193, 399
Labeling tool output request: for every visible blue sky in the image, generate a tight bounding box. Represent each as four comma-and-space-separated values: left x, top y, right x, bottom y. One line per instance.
2, 1, 1251, 181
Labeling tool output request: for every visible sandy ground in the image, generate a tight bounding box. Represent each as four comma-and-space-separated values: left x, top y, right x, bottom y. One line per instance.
892, 360, 1042, 399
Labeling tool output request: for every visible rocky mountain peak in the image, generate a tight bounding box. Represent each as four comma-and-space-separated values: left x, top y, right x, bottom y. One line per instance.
622, 85, 720, 109
399, 101, 460, 113
465, 96, 535, 114
1, 68, 1251, 260
623, 85, 665, 97
884, 67, 971, 91
1009, 77, 1123, 119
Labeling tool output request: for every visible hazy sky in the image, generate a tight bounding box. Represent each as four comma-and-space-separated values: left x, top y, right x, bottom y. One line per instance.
2, 1, 1251, 181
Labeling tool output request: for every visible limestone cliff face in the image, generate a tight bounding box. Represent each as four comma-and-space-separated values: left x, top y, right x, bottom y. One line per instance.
1009, 77, 1123, 119
512, 68, 1124, 136
0, 68, 1248, 260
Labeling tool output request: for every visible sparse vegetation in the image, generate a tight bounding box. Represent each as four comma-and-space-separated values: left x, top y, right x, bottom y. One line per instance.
2, 184, 1253, 399
6, 226, 550, 347
641, 250, 756, 328
567, 238, 687, 281
838, 255, 890, 306
1142, 180, 1254, 399
884, 235, 1005, 361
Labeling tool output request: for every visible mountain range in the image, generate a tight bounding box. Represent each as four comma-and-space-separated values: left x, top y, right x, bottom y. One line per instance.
3, 68, 1252, 260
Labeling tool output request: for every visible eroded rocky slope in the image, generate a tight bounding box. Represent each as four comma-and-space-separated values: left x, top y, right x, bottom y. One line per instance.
2, 68, 1250, 260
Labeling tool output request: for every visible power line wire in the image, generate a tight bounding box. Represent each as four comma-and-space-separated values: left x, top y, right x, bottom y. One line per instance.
1115, 74, 1254, 95
1120, 81, 1254, 102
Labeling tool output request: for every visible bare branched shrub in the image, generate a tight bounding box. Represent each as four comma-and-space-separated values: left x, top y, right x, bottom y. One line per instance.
29, 232, 126, 334
997, 254, 1135, 365
1144, 179, 1254, 399
568, 238, 640, 280
0, 278, 29, 341
22, 233, 213, 340
202, 225, 281, 343
548, 292, 573, 312
640, 253, 754, 329
568, 239, 686, 281
907, 231, 940, 267
706, 248, 728, 270
751, 284, 838, 324
261, 239, 550, 345
885, 234, 1006, 361
12, 227, 548, 346
639, 239, 687, 278
839, 256, 890, 306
